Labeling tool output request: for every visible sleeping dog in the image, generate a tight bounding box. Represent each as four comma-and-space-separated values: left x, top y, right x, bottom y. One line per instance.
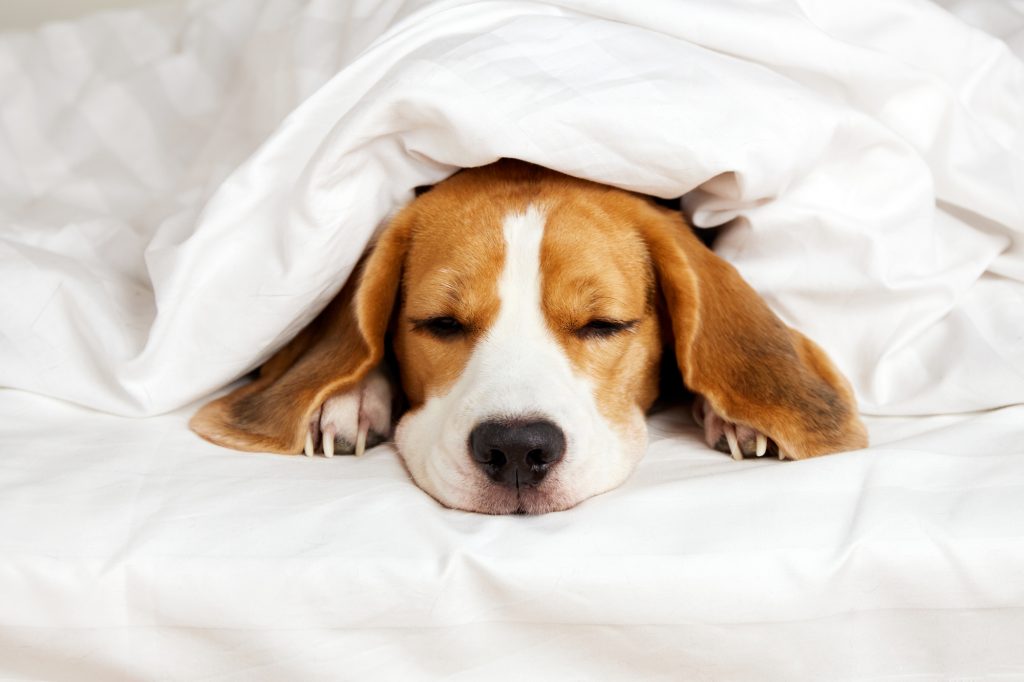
191, 160, 867, 514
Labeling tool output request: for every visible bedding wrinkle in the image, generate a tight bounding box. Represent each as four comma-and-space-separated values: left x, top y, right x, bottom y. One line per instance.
2, 0, 1022, 416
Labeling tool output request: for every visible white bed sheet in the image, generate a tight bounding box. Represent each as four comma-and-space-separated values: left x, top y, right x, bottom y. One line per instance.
1, 389, 1023, 680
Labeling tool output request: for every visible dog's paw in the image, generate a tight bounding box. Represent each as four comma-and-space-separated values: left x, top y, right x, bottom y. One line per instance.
692, 395, 786, 461
304, 367, 393, 458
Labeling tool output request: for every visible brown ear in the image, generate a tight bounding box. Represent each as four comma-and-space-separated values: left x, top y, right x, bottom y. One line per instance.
638, 204, 867, 459
189, 212, 413, 454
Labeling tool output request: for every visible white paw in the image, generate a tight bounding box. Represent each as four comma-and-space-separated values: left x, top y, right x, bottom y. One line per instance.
692, 395, 786, 461
304, 367, 393, 458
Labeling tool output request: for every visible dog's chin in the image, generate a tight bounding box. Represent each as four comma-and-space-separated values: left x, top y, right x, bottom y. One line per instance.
403, 464, 584, 514
449, 483, 581, 515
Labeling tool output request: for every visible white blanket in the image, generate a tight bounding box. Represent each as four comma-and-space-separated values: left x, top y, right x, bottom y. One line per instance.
1, 0, 1022, 418
1, 389, 1023, 678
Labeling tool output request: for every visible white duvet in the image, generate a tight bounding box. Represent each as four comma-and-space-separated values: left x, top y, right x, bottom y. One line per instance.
1, 0, 1022, 418
2, 0, 1024, 679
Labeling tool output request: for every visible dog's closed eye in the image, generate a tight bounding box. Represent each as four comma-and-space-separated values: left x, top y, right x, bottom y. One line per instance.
574, 318, 638, 340
411, 315, 467, 340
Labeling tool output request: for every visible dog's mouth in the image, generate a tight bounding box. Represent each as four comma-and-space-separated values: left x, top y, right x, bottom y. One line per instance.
465, 479, 573, 515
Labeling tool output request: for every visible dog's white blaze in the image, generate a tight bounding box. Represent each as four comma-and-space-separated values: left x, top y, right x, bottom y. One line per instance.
395, 206, 644, 512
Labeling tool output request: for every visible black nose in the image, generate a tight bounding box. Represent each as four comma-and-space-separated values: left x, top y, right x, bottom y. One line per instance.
469, 419, 566, 488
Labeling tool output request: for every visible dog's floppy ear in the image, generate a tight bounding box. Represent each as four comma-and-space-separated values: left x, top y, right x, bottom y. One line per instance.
637, 203, 867, 459
190, 212, 413, 454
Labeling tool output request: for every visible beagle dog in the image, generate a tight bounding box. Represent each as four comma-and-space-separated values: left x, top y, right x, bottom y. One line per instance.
191, 160, 867, 514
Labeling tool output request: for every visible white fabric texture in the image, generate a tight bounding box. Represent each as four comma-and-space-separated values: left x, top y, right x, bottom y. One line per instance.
1, 0, 1022, 417
1, 390, 1022, 680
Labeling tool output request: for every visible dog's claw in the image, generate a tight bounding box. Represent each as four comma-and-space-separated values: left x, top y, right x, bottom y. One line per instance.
756, 432, 767, 457
304, 431, 315, 457
724, 423, 742, 461
355, 419, 369, 458
323, 429, 335, 458
317, 367, 392, 458
698, 394, 781, 461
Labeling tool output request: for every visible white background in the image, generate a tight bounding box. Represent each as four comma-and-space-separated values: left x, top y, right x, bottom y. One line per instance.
0, 0, 171, 29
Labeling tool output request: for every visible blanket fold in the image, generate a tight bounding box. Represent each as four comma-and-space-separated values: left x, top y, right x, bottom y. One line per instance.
1, 0, 1022, 416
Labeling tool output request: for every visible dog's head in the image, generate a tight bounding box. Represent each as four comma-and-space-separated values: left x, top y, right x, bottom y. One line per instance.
192, 160, 866, 514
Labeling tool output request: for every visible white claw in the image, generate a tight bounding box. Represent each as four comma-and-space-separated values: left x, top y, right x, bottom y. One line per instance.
304, 431, 315, 457
323, 429, 335, 458
724, 423, 742, 461
355, 420, 369, 458
778, 449, 788, 461
756, 433, 767, 457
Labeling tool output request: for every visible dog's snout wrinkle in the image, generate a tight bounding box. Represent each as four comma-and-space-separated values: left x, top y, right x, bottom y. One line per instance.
469, 419, 566, 488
